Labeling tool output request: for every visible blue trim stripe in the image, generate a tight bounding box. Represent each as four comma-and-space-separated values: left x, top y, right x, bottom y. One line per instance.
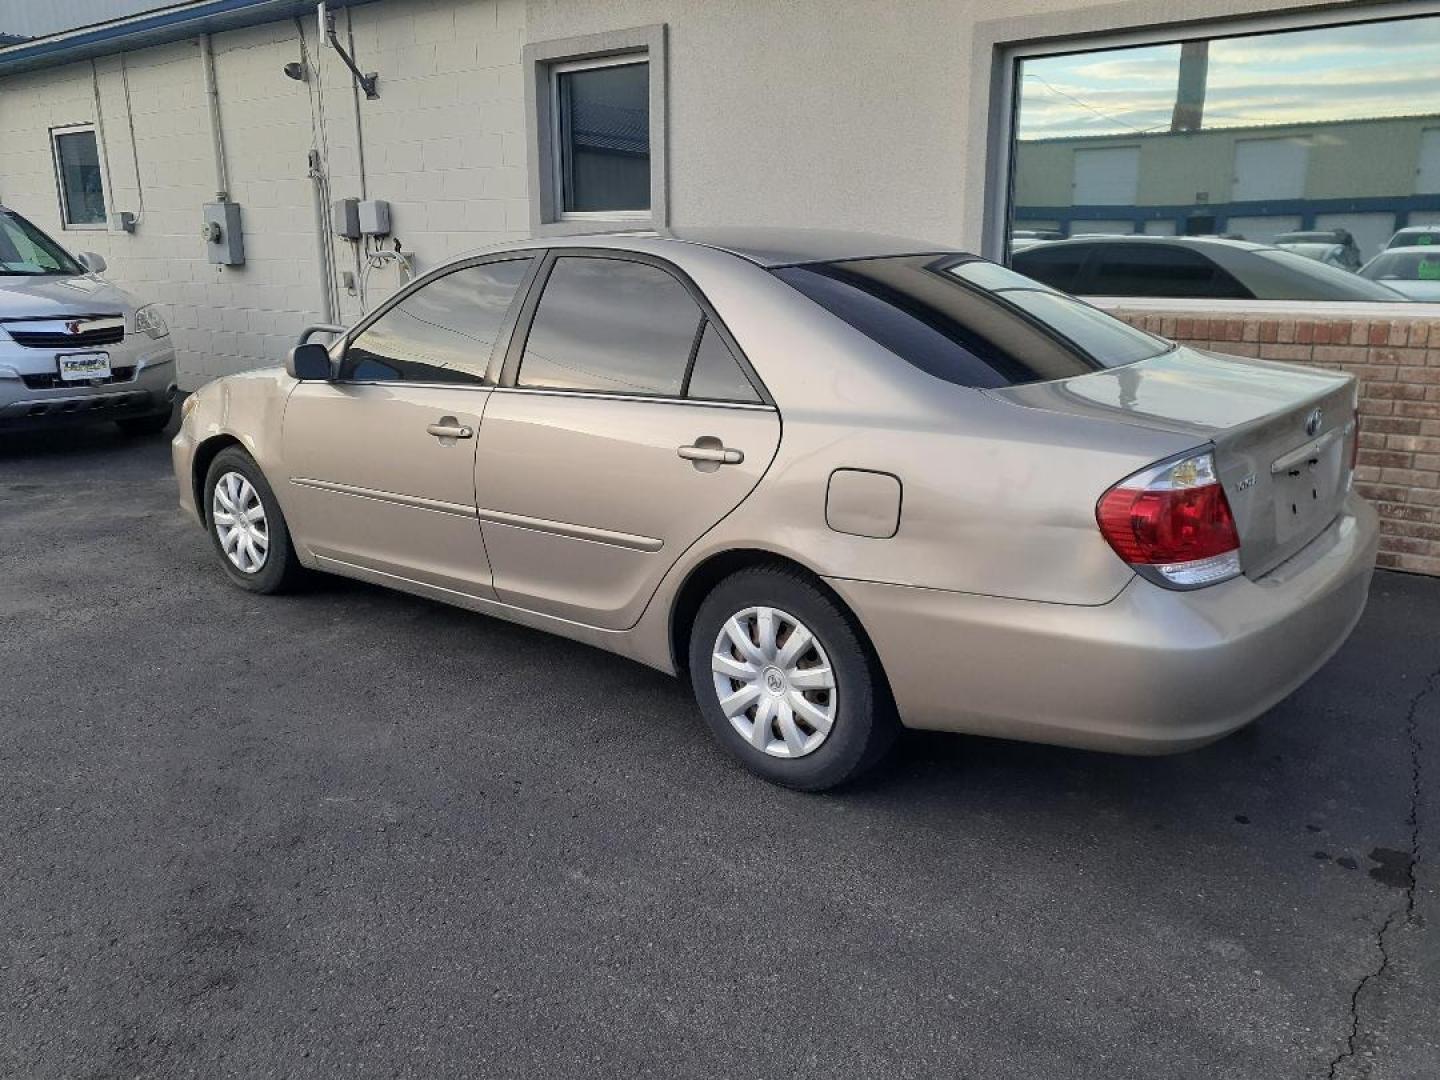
1015, 194, 1440, 235
0, 0, 373, 75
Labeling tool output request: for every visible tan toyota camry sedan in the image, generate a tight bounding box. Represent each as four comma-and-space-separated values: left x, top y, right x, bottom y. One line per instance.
173, 229, 1378, 790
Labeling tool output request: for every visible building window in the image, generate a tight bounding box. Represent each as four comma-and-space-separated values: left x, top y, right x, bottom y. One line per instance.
553, 57, 650, 215
51, 126, 106, 228
1004, 12, 1440, 301
524, 25, 666, 235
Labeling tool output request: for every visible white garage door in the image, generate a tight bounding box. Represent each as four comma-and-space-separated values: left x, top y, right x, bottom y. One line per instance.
1070, 219, 1134, 236
1073, 147, 1140, 205
1225, 215, 1303, 244
1313, 212, 1396, 262
1417, 129, 1440, 193
1143, 220, 1177, 235
1407, 210, 1440, 227
1234, 138, 1309, 201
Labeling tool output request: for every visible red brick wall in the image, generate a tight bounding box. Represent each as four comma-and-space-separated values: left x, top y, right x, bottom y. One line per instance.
1109, 310, 1440, 577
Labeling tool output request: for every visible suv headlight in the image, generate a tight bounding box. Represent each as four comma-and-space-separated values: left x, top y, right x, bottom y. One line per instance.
133, 305, 170, 340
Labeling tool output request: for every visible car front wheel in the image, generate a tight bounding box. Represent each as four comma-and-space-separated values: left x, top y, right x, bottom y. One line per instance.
688, 565, 898, 791
203, 447, 305, 594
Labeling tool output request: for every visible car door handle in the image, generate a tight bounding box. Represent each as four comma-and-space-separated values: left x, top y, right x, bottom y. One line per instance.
427, 422, 473, 439
678, 443, 743, 465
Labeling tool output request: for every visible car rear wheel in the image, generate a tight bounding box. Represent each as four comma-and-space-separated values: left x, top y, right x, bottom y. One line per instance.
688, 565, 898, 791
203, 447, 306, 594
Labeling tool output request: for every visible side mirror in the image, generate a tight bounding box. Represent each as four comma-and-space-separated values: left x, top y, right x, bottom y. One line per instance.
76, 251, 107, 274
286, 342, 333, 381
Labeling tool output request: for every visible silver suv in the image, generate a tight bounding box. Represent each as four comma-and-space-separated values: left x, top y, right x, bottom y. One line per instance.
0, 205, 176, 435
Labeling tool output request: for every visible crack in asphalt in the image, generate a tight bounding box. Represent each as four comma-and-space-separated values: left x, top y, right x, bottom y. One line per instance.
1326, 660, 1440, 1079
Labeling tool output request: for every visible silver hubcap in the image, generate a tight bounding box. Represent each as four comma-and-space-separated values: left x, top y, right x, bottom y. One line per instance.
711, 606, 837, 759
212, 471, 269, 574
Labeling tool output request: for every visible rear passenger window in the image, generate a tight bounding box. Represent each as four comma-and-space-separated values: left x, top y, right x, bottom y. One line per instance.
1011, 244, 1088, 292
342, 257, 532, 383
1085, 244, 1252, 299
519, 257, 702, 396
686, 321, 759, 403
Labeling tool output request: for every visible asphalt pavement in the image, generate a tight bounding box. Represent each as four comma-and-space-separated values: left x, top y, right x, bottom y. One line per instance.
1, 421, 1436, 1080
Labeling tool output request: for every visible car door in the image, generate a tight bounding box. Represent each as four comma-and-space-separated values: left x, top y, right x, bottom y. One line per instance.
473, 251, 781, 630
280, 255, 536, 597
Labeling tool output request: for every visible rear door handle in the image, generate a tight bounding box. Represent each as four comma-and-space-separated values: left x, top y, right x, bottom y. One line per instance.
678, 443, 743, 465
427, 422, 473, 440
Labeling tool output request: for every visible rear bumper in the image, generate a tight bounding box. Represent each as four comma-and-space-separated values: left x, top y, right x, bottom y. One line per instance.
0, 355, 177, 429
828, 493, 1378, 754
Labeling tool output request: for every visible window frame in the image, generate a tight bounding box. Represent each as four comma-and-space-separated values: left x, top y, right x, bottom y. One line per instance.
49, 123, 107, 231
334, 253, 543, 389
978, 0, 1440, 275
549, 54, 652, 224
498, 248, 772, 408
524, 24, 668, 236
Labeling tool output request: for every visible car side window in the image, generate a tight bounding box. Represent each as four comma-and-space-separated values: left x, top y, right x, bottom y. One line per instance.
518, 256, 703, 396
341, 257, 533, 384
1011, 244, 1088, 293
1084, 244, 1253, 299
686, 320, 760, 403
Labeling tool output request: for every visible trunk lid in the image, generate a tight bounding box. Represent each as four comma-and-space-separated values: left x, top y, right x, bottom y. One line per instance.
987, 346, 1358, 578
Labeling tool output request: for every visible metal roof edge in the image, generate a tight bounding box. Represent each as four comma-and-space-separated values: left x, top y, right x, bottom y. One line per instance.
0, 0, 374, 76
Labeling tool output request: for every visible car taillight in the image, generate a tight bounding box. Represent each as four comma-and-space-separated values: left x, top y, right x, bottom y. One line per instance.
1096, 450, 1241, 589
1349, 409, 1360, 475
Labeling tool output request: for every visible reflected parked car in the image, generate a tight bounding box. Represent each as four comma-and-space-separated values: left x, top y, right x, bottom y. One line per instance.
1358, 248, 1440, 301
1273, 230, 1362, 271
0, 204, 177, 434
1013, 236, 1403, 301
173, 229, 1376, 790
1386, 225, 1440, 250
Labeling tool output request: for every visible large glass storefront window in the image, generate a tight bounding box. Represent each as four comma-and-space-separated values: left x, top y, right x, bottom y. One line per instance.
1008, 14, 1440, 302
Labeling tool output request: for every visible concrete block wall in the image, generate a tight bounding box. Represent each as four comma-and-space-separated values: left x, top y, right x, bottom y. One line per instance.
1112, 309, 1440, 577
0, 0, 527, 387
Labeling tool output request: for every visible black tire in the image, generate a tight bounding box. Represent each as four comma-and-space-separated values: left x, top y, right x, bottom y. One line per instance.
202, 447, 307, 594
116, 406, 173, 437
688, 564, 898, 791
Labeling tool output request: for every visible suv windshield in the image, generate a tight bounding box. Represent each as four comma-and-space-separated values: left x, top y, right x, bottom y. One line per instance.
0, 210, 83, 277
772, 254, 1172, 389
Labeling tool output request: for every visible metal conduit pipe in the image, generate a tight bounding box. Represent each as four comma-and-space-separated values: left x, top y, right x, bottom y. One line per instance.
199, 33, 229, 201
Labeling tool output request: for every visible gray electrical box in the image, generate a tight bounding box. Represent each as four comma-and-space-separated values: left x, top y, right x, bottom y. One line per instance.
358, 199, 391, 237
202, 201, 245, 266
331, 198, 360, 240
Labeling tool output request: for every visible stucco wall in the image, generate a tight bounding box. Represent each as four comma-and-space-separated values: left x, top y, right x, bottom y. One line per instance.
0, 0, 526, 386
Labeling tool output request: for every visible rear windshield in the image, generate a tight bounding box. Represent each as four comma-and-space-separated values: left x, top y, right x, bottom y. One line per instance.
0, 210, 82, 276
1388, 231, 1440, 249
772, 254, 1171, 389
1251, 249, 1402, 300
1361, 249, 1440, 282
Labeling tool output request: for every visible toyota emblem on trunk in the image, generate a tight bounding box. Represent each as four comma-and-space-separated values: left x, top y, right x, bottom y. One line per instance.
1304, 408, 1323, 437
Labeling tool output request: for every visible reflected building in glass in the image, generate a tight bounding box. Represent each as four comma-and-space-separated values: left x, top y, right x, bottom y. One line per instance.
1011, 16, 1440, 261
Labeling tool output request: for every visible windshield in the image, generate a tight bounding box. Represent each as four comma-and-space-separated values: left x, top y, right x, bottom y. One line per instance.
1389, 231, 1440, 249
1253, 249, 1402, 300
773, 254, 1172, 389
1361, 250, 1440, 282
0, 210, 83, 276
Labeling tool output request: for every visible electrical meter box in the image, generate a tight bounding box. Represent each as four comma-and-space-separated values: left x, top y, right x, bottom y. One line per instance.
331, 198, 360, 240
202, 201, 245, 266
358, 199, 391, 237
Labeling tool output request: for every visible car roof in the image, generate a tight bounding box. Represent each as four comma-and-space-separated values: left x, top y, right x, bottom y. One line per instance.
1025, 235, 1272, 252
501, 227, 959, 268
1393, 225, 1440, 234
